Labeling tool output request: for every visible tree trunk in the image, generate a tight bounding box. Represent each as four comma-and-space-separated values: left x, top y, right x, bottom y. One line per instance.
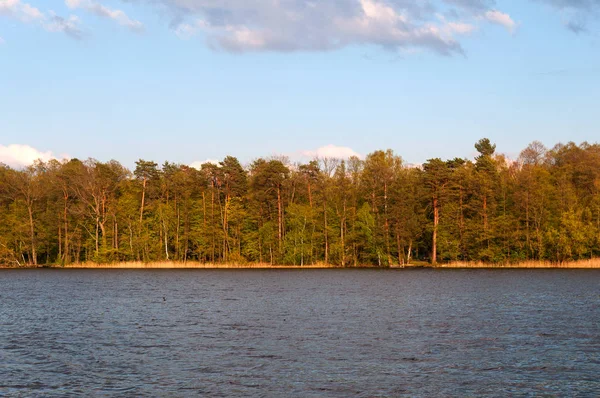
176, 198, 180, 260
163, 217, 169, 260
64, 194, 69, 263
128, 222, 134, 259
432, 197, 439, 264
99, 220, 107, 257
223, 194, 229, 262
139, 177, 146, 227
483, 194, 488, 227
324, 198, 328, 264
384, 182, 391, 266
95, 216, 100, 256
526, 189, 531, 258
277, 185, 283, 255
114, 217, 119, 261
459, 185, 465, 260
27, 204, 37, 266
211, 183, 215, 263
395, 228, 402, 265
341, 200, 346, 266
184, 200, 190, 263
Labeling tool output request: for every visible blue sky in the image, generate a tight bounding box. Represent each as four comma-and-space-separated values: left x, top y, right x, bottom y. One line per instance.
1, 0, 600, 168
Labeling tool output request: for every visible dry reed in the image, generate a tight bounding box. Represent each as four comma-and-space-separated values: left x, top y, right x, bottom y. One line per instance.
440, 259, 600, 269
2, 259, 600, 269
59, 261, 347, 269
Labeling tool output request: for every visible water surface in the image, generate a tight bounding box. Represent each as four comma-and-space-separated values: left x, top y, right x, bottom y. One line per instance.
1, 269, 599, 396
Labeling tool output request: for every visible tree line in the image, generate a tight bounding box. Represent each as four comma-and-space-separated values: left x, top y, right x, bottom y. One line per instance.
1, 139, 599, 267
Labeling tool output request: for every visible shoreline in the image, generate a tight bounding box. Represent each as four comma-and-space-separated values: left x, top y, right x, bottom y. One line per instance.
440, 259, 600, 269
2, 260, 600, 269
0, 261, 374, 270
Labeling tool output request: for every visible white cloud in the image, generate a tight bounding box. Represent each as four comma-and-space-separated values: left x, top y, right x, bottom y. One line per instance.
484, 10, 517, 33
436, 13, 478, 35
0, 144, 62, 168
446, 21, 477, 35
21, 2, 42, 20
0, 36, 4, 44
65, 0, 143, 32
301, 145, 362, 160
0, 0, 20, 15
405, 162, 423, 170
44, 13, 83, 39
161, 0, 497, 55
190, 159, 220, 170
174, 20, 205, 40
0, 0, 43, 22
0, 0, 82, 38
2, 0, 593, 46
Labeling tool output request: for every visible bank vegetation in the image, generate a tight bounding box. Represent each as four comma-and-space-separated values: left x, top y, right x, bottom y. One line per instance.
1, 139, 600, 268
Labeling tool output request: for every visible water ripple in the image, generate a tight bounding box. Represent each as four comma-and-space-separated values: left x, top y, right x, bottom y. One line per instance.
0, 269, 599, 396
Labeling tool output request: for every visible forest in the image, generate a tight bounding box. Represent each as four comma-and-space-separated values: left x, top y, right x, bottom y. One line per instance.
1, 139, 599, 267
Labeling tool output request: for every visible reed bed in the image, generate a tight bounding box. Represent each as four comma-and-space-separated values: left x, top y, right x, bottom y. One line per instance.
3, 260, 600, 269
441, 259, 600, 269
59, 261, 346, 269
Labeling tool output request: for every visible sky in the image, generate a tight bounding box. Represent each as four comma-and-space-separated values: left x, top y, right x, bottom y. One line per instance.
1, 0, 600, 169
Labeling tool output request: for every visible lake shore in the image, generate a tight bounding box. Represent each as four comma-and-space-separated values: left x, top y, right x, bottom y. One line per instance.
0, 261, 373, 269
2, 259, 600, 269
439, 259, 600, 269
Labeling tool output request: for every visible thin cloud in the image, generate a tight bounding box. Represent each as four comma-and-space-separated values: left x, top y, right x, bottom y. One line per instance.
484, 9, 517, 32
190, 159, 220, 170
534, 0, 600, 33
535, 0, 600, 10
0, 144, 63, 168
0, 0, 20, 16
301, 145, 363, 160
0, 0, 82, 38
443, 0, 497, 13
0, 0, 43, 22
21, 2, 43, 20
566, 19, 587, 33
440, 1, 518, 33
65, 0, 144, 32
44, 13, 83, 39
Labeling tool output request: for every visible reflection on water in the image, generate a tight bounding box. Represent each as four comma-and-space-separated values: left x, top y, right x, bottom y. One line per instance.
1, 269, 599, 396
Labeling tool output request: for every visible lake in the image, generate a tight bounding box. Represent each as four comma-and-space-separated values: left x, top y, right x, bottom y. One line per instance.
1, 269, 599, 396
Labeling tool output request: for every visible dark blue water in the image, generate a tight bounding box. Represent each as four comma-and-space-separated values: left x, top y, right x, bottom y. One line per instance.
1, 269, 599, 397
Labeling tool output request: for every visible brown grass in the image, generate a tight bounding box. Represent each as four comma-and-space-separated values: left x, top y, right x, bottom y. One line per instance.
439, 259, 600, 269
2, 259, 600, 269
58, 261, 350, 269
